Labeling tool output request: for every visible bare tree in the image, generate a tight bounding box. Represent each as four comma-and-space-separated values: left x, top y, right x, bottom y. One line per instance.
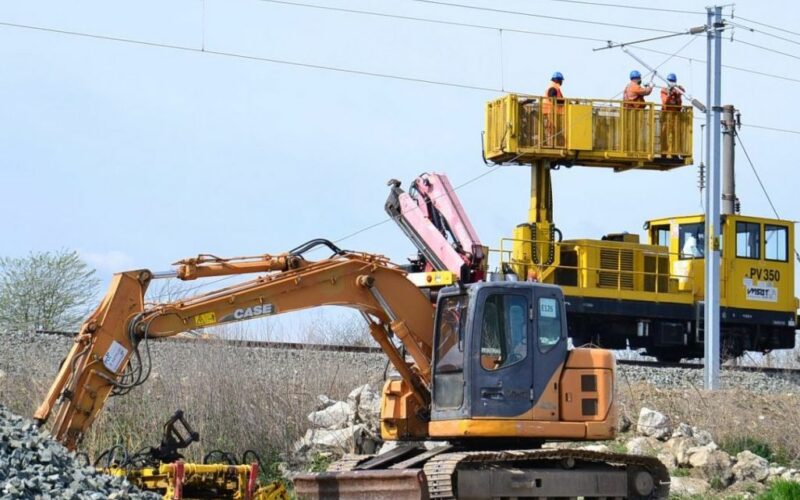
0, 250, 100, 333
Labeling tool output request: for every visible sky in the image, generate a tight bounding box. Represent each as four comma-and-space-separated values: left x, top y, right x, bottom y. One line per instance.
1, 0, 798, 339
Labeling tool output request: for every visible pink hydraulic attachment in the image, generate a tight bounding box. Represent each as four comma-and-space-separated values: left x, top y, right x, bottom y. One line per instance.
386, 172, 485, 283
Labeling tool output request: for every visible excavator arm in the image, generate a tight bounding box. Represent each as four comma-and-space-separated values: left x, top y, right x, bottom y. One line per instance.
35, 240, 435, 450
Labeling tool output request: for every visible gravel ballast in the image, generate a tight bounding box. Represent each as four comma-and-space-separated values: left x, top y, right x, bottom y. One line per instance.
0, 404, 159, 499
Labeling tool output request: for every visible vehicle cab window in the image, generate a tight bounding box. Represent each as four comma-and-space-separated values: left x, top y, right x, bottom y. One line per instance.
434, 295, 467, 408
651, 224, 670, 247
765, 225, 788, 262
736, 222, 761, 259
480, 294, 527, 371
679, 223, 705, 259
537, 297, 562, 352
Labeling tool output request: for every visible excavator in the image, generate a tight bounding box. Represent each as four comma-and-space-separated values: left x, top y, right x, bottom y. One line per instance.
35, 238, 669, 499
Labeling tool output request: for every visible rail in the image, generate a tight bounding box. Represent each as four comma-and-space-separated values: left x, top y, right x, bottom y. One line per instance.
34, 329, 384, 354
493, 237, 697, 299
484, 94, 693, 169
34, 330, 799, 376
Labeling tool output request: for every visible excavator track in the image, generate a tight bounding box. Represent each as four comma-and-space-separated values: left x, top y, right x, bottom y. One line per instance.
422, 448, 670, 499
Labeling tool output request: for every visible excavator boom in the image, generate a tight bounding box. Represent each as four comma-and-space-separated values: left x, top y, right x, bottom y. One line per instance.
35, 240, 434, 449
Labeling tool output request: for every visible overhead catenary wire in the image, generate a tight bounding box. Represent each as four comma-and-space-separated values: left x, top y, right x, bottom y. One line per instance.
154, 165, 505, 291
731, 15, 800, 39
740, 123, 800, 136
407, 0, 683, 34
727, 21, 800, 47
636, 46, 800, 85
4, 17, 800, 139
258, 0, 607, 43
320, 164, 505, 249
734, 39, 800, 62
734, 130, 784, 221
0, 19, 506, 93
540, 0, 704, 15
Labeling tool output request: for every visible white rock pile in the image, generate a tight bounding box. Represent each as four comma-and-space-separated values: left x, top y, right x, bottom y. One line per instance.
294, 386, 800, 498
0, 404, 159, 499
628, 407, 800, 497
293, 384, 383, 456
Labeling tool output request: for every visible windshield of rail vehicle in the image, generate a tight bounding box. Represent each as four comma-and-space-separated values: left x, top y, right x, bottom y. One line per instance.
434, 294, 467, 408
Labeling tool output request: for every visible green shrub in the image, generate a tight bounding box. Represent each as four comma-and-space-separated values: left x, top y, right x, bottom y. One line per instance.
758, 479, 800, 500
720, 436, 792, 466
309, 452, 333, 473
671, 467, 691, 477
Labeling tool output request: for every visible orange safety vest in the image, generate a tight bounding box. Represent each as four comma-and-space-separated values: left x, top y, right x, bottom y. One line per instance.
661, 85, 683, 110
623, 81, 651, 109
542, 82, 564, 114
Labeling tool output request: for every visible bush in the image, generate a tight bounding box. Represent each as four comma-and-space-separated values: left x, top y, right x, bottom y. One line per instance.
758, 479, 800, 500
720, 436, 792, 466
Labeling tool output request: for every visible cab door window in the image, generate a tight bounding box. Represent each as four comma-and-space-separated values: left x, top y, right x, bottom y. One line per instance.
765, 225, 788, 262
679, 223, 705, 259
434, 295, 467, 408
480, 294, 527, 371
736, 222, 761, 259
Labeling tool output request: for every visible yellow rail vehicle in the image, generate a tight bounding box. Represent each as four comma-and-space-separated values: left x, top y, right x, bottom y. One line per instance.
485, 94, 797, 361
640, 214, 796, 358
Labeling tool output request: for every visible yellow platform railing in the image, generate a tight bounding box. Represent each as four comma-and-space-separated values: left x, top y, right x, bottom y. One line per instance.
485, 94, 693, 169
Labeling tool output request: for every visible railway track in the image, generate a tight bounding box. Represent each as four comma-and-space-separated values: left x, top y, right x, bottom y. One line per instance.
617, 358, 800, 376
34, 329, 384, 354
36, 330, 799, 375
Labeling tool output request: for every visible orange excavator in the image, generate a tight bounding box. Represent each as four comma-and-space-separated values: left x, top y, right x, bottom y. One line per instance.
35, 239, 668, 499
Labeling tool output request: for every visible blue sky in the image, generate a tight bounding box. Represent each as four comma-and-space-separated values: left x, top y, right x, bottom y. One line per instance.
1, 0, 798, 338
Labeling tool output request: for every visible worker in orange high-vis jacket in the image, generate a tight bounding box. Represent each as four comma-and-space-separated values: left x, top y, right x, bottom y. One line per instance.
623, 70, 653, 108
660, 73, 686, 155
622, 70, 653, 152
660, 73, 684, 110
542, 71, 565, 147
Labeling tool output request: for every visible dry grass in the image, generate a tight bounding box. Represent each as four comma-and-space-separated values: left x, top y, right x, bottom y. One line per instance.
3, 330, 800, 475
0, 334, 386, 470
617, 381, 800, 467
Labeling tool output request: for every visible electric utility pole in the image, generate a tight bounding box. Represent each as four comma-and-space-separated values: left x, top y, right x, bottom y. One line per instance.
704, 5, 724, 390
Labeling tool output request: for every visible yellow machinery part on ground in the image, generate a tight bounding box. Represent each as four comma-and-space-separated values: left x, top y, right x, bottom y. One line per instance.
107, 461, 289, 500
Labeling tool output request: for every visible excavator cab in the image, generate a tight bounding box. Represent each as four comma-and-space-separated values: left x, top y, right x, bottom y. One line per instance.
431, 282, 566, 424
423, 280, 618, 444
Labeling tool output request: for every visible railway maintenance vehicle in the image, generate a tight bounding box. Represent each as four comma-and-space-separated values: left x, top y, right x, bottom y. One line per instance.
388, 94, 797, 362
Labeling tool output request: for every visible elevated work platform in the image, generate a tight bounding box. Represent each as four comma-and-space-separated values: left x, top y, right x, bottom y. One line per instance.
484, 94, 693, 170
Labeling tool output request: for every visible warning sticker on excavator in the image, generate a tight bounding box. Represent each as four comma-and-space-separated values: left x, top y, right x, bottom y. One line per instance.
103, 341, 128, 373
194, 312, 217, 326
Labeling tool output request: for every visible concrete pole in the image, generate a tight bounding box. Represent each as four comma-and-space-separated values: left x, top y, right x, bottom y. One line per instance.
721, 105, 737, 215
703, 5, 723, 391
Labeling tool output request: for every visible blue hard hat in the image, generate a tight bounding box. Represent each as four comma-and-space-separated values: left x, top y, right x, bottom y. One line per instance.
667, 73, 677, 82
552, 71, 564, 81
630, 70, 642, 79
